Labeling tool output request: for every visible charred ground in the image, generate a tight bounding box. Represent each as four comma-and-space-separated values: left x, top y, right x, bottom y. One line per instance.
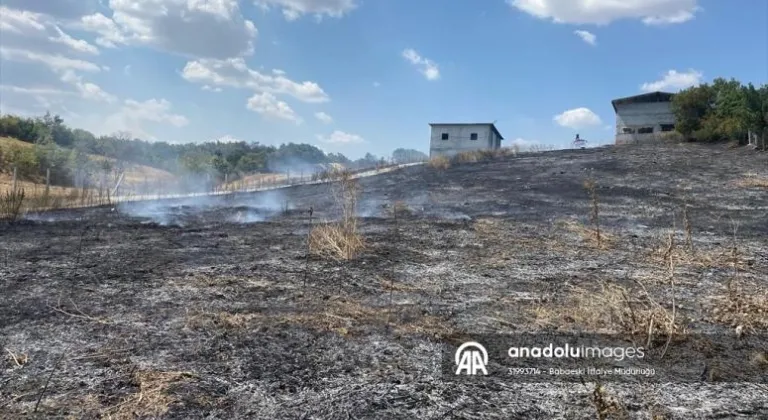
1, 142, 767, 419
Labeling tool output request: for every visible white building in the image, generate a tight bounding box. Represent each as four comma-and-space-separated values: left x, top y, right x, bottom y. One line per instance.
612, 91, 676, 144
429, 123, 504, 158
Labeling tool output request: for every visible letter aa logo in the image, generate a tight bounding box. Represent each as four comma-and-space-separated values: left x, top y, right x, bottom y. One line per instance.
455, 342, 488, 375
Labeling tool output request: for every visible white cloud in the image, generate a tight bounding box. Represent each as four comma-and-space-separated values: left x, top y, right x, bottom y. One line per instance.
0, 6, 46, 33
509, 138, 540, 147
0, 0, 101, 20
122, 98, 189, 127
254, 0, 357, 21
640, 69, 703, 92
181, 57, 329, 103
508, 0, 700, 25
0, 47, 101, 73
317, 130, 365, 144
402, 48, 440, 81
102, 98, 189, 140
213, 135, 243, 143
553, 107, 602, 129
60, 70, 116, 103
574, 30, 596, 45
80, 13, 127, 48
50, 26, 99, 55
246, 92, 302, 123
314, 111, 333, 124
373, 81, 381, 88
0, 84, 73, 97
0, 6, 114, 111
79, 0, 257, 59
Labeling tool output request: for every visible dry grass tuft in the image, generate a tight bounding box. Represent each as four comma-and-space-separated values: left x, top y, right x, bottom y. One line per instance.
309, 222, 365, 261
185, 310, 252, 330
708, 281, 768, 333
427, 155, 451, 170
0, 188, 25, 221
592, 384, 628, 420
5, 347, 29, 367
103, 370, 196, 420
387, 200, 412, 218
531, 281, 685, 344
310, 171, 365, 261
558, 220, 614, 249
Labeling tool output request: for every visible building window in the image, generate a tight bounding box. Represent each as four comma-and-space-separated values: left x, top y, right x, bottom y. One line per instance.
441, 133, 449, 140
470, 133, 478, 140
622, 127, 634, 134
660, 124, 675, 132
638, 127, 653, 134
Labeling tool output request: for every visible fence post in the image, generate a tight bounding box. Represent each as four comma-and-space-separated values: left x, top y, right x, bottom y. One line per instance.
12, 165, 17, 192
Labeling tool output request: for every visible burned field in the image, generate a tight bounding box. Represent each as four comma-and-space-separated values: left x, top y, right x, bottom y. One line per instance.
2, 142, 767, 419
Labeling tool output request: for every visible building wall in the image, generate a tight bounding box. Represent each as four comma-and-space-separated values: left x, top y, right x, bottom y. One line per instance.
614, 101, 676, 144
429, 125, 497, 158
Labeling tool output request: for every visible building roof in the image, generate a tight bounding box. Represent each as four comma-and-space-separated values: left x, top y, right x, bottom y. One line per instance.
611, 91, 674, 112
428, 122, 504, 140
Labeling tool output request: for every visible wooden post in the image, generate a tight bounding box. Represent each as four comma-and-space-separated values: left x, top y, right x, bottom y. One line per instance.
12, 165, 17, 192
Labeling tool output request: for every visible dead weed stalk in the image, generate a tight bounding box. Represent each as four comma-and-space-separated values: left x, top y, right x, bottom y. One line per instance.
583, 177, 602, 248
48, 297, 111, 325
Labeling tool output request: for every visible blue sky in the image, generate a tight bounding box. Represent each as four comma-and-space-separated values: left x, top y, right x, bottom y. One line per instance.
1, 0, 766, 159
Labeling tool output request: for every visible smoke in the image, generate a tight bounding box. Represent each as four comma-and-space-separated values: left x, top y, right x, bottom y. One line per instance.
117, 188, 293, 226
267, 156, 328, 178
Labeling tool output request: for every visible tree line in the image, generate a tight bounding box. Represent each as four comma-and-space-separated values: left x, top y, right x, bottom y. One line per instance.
671, 78, 768, 144
0, 112, 427, 187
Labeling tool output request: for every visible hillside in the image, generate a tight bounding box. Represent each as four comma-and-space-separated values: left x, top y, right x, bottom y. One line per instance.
0, 136, 179, 201
1, 142, 767, 418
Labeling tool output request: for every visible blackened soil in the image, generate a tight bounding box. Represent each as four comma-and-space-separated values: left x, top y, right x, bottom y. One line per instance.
1, 142, 767, 419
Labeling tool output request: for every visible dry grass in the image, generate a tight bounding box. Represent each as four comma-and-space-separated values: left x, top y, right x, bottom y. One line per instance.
0, 188, 25, 221
558, 220, 614, 249
583, 177, 602, 248
592, 384, 628, 420
0, 135, 178, 204
102, 370, 196, 420
427, 155, 451, 170
386, 200, 412, 218
734, 174, 768, 189
707, 280, 768, 333
185, 310, 251, 330
309, 223, 365, 261
531, 280, 685, 344
309, 170, 365, 261
5, 347, 29, 368
184, 299, 454, 339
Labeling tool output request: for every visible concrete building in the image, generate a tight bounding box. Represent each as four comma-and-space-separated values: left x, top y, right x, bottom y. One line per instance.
429, 123, 504, 158
612, 91, 676, 144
